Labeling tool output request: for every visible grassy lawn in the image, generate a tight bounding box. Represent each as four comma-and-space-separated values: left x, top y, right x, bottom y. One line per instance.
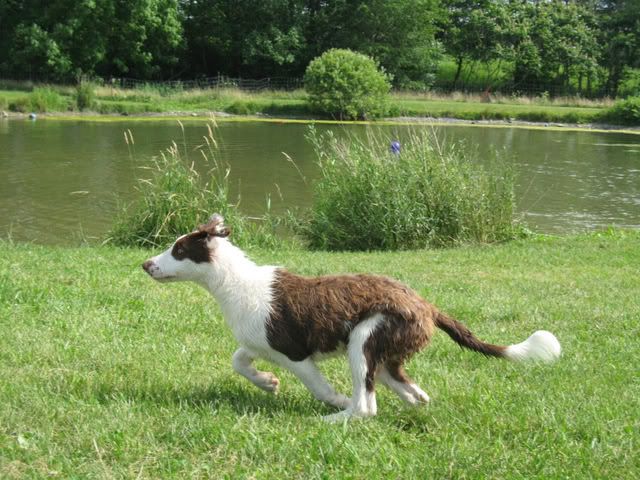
1, 230, 638, 478
0, 85, 612, 124
392, 98, 604, 123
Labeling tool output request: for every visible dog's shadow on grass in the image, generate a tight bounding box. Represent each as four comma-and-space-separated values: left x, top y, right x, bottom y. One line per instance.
93, 379, 334, 418
93, 379, 439, 426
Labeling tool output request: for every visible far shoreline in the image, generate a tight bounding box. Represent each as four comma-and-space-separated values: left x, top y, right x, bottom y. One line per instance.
3, 109, 640, 136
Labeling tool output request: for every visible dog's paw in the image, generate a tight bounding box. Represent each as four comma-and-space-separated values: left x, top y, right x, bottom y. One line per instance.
328, 394, 352, 410
322, 410, 355, 423
254, 372, 280, 394
322, 408, 372, 423
407, 384, 430, 405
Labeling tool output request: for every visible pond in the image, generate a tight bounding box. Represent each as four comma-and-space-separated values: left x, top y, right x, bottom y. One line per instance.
1, 118, 639, 245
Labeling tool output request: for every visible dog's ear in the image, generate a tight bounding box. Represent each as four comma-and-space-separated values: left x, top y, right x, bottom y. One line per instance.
198, 213, 231, 238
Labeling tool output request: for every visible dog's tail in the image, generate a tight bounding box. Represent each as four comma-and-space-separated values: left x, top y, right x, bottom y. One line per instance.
434, 312, 561, 362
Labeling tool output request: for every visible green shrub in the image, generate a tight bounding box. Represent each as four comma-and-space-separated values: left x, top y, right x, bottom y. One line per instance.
600, 96, 640, 125
75, 81, 96, 111
108, 120, 281, 249
304, 49, 391, 120
297, 127, 523, 251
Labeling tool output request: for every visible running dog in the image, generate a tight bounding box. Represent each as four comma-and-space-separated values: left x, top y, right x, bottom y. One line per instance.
142, 214, 561, 421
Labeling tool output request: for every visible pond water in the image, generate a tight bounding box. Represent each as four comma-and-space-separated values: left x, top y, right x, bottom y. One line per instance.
1, 118, 639, 245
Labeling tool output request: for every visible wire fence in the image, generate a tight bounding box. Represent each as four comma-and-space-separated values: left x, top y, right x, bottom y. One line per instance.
107, 75, 304, 92
430, 82, 615, 99
1, 74, 615, 98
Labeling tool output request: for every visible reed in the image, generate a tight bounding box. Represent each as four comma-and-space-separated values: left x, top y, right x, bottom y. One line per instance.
8, 87, 70, 113
74, 81, 97, 111
299, 126, 524, 251
108, 118, 281, 249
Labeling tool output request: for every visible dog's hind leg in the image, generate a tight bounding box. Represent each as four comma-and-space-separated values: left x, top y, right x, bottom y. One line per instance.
273, 355, 351, 410
377, 361, 430, 406
232, 347, 280, 394
324, 314, 385, 422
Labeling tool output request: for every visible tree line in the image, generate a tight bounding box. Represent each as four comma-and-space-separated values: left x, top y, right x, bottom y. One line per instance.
0, 0, 638, 96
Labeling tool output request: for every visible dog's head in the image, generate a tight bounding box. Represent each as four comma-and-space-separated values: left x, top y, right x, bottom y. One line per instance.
142, 214, 231, 283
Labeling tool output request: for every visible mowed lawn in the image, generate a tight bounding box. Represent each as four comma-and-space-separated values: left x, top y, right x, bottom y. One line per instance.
0, 231, 638, 478
392, 98, 603, 123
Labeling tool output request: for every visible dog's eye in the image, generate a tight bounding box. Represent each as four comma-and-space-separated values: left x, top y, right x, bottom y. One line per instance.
176, 247, 184, 255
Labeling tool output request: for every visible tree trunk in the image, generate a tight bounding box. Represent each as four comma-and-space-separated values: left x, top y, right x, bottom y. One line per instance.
453, 56, 464, 89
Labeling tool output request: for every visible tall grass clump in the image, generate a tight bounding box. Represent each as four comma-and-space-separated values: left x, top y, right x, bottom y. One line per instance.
74, 80, 96, 111
299, 127, 523, 251
9, 87, 69, 112
108, 119, 281, 249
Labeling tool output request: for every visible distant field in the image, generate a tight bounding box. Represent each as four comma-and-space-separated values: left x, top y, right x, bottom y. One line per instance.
0, 83, 613, 124
392, 97, 604, 123
1, 231, 638, 478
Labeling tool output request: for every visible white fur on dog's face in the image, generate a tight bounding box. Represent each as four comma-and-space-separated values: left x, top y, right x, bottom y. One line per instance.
142, 233, 214, 283
142, 214, 231, 283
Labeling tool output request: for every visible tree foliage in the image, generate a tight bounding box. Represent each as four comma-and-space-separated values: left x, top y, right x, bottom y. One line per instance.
439, 0, 602, 93
0, 0, 637, 96
0, 0, 183, 80
597, 0, 640, 93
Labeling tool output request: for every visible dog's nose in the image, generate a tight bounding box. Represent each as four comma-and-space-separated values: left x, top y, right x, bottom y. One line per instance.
142, 260, 154, 273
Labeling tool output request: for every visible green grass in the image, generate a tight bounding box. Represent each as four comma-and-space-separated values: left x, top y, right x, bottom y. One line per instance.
2, 87, 72, 113
1, 230, 638, 478
391, 97, 604, 124
0, 83, 619, 125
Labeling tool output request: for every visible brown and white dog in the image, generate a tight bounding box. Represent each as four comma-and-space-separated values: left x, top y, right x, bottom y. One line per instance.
142, 214, 561, 421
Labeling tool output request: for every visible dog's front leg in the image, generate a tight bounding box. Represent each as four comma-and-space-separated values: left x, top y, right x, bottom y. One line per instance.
232, 347, 280, 393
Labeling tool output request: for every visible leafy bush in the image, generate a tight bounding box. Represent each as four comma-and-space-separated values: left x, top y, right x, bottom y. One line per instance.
108, 120, 281, 249
75, 81, 96, 111
600, 96, 640, 125
297, 127, 523, 251
304, 49, 391, 120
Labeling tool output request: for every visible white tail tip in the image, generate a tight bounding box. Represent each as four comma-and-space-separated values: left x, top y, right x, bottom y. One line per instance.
504, 330, 561, 362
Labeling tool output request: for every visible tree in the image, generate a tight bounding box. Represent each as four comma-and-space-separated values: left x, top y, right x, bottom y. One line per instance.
302, 0, 443, 88
0, 0, 183, 81
181, 0, 442, 85
181, 0, 306, 77
509, 0, 601, 94
597, 0, 640, 95
439, 0, 513, 87
97, 0, 184, 79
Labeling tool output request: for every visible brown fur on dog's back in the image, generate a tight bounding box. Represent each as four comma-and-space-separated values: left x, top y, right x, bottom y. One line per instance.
266, 269, 436, 362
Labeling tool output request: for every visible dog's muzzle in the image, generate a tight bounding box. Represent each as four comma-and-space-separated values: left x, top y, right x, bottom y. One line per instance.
142, 260, 155, 275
